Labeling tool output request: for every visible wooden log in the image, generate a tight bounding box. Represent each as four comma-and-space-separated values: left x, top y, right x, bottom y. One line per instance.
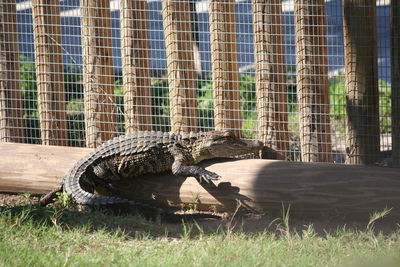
32, 0, 68, 146
209, 0, 242, 136
343, 0, 379, 165
0, 142, 89, 194
120, 0, 152, 132
162, 0, 198, 133
0, 0, 25, 143
294, 0, 332, 162
81, 0, 116, 148
252, 0, 289, 159
1, 142, 400, 220
392, 2, 400, 167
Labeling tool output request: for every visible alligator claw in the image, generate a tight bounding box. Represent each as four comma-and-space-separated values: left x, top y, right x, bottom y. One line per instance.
197, 170, 221, 183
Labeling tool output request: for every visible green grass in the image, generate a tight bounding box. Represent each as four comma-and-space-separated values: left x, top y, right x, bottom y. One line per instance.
1, 202, 399, 267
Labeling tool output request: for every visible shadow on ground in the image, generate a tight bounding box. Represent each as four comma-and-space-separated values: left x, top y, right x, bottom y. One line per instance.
1, 193, 399, 239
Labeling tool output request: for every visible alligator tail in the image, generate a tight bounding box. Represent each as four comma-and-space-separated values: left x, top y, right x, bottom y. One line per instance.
63, 153, 131, 206
62, 153, 165, 216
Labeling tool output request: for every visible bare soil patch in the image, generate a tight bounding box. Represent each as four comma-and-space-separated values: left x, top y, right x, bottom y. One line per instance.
0, 193, 39, 207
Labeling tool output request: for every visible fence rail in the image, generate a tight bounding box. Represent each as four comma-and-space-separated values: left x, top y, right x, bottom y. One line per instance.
0, 0, 397, 166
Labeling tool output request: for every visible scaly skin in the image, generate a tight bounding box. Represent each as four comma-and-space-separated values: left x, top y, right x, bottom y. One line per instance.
41, 130, 263, 206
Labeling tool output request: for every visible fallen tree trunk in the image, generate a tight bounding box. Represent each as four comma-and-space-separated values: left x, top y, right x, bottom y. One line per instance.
0, 142, 89, 194
1, 142, 399, 219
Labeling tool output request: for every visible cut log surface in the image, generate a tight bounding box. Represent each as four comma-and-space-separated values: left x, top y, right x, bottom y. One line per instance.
0, 142, 89, 194
1, 142, 399, 219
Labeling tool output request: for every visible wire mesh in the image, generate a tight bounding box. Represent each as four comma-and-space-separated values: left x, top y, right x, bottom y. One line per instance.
0, 0, 397, 166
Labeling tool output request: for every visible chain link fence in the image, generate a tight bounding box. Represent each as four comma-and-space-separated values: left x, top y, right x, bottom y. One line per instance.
0, 0, 398, 166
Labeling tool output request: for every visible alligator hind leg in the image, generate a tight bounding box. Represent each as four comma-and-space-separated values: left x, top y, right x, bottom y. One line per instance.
90, 175, 121, 197
90, 165, 121, 196
39, 183, 63, 206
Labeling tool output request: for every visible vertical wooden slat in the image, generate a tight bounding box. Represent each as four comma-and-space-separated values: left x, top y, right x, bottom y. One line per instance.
209, 0, 242, 136
32, 0, 68, 146
252, 0, 289, 159
343, 0, 379, 165
162, 0, 198, 133
0, 0, 24, 143
294, 0, 332, 162
81, 0, 116, 148
392, 2, 400, 167
120, 0, 152, 133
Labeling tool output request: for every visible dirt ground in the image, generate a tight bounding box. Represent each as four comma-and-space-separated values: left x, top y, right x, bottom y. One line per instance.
1, 192, 398, 235
0, 193, 37, 206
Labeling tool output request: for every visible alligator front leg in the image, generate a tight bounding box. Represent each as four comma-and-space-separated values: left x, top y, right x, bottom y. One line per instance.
169, 143, 220, 183
171, 162, 220, 183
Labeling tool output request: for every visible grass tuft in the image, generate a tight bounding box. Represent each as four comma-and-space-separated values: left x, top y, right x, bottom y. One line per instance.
367, 208, 393, 231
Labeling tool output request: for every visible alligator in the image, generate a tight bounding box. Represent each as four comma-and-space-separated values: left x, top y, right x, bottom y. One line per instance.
40, 130, 263, 208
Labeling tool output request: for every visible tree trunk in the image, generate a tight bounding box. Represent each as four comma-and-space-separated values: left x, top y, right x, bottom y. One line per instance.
209, 0, 242, 136
343, 0, 380, 165
81, 0, 116, 148
252, 0, 289, 159
391, 2, 400, 167
294, 0, 332, 162
162, 0, 198, 133
1, 142, 400, 220
32, 0, 68, 146
120, 0, 152, 133
0, 0, 24, 143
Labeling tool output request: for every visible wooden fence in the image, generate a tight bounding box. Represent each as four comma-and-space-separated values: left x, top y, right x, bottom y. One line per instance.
0, 0, 398, 166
